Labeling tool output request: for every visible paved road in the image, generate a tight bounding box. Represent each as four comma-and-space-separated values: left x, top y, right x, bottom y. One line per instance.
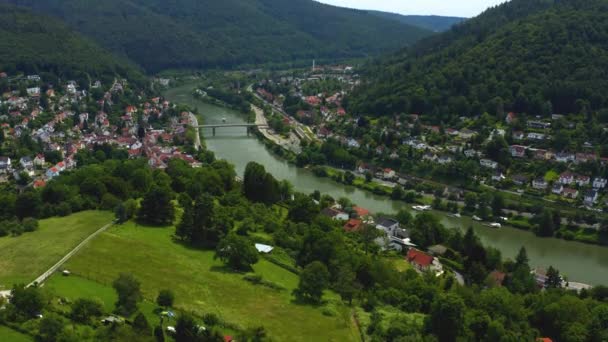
0, 221, 113, 299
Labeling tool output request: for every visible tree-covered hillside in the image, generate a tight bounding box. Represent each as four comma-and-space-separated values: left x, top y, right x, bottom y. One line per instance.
368, 12, 466, 32
348, 0, 608, 122
4, 0, 433, 72
0, 4, 143, 85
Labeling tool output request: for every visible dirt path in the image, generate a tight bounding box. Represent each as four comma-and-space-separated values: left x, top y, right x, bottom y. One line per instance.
0, 221, 113, 298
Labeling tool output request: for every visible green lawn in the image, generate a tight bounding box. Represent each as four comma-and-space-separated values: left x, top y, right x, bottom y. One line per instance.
0, 325, 32, 342
45, 274, 166, 327
0, 211, 113, 288
63, 222, 360, 341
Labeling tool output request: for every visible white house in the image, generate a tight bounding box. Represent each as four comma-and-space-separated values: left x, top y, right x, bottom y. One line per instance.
584, 190, 599, 205
556, 152, 575, 163
492, 172, 506, 182
552, 184, 564, 194
480, 159, 498, 169
532, 178, 548, 190
559, 172, 575, 185
19, 156, 33, 169
0, 156, 11, 172
593, 178, 607, 189
510, 145, 526, 158
383, 168, 396, 179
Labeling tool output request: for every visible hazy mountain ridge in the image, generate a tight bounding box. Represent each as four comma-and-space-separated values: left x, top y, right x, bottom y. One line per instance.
3, 0, 435, 72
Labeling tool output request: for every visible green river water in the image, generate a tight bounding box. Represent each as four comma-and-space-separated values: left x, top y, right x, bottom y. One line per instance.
164, 84, 608, 285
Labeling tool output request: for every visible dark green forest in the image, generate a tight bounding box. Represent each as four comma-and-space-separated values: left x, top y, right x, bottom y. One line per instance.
3, 0, 433, 72
367, 12, 466, 32
0, 5, 144, 85
348, 0, 608, 122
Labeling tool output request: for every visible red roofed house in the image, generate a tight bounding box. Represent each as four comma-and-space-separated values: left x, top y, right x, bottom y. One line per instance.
537, 338, 553, 342
406, 249, 444, 276
305, 96, 321, 106
343, 219, 362, 232
353, 206, 370, 218
33, 179, 46, 189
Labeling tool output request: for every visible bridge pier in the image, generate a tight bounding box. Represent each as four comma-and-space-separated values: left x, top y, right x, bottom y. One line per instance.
212, 127, 216, 136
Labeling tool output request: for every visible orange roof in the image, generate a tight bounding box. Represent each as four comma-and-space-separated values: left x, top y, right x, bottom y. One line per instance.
407, 249, 434, 268
353, 206, 370, 217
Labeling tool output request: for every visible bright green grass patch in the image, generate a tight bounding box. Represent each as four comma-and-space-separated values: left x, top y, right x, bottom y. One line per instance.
0, 325, 32, 342
544, 170, 559, 182
0, 211, 113, 288
63, 222, 360, 341
45, 274, 167, 327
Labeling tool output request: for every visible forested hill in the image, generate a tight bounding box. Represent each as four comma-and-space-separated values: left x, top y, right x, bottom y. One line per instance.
0, 4, 144, 85
368, 12, 466, 32
3, 0, 434, 73
347, 0, 608, 122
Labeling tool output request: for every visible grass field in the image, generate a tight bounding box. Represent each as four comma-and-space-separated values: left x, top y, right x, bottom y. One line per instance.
0, 325, 32, 342
45, 274, 168, 327
63, 221, 360, 341
0, 211, 113, 288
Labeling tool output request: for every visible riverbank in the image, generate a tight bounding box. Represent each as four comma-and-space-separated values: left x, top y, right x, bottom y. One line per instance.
163, 83, 608, 286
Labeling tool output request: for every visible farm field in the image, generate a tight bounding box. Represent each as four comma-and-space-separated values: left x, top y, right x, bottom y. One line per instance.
0, 211, 113, 288
63, 221, 360, 341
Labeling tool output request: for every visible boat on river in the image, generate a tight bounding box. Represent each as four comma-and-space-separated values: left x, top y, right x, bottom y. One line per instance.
412, 205, 431, 212
488, 222, 502, 228
472, 215, 483, 221
448, 213, 461, 218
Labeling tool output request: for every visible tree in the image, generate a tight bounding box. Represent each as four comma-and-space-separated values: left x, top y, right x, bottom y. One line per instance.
38, 314, 64, 342
288, 193, 319, 223
428, 293, 465, 342
294, 261, 329, 304
71, 298, 104, 323
137, 187, 175, 225
243, 162, 280, 204
157, 289, 175, 308
343, 171, 355, 185
545, 266, 562, 289
112, 273, 142, 316
491, 194, 504, 217
391, 185, 404, 200
175, 313, 199, 342
536, 209, 555, 237
22, 217, 38, 232
15, 191, 41, 219
9, 284, 44, 319
396, 209, 412, 226
115, 202, 128, 223
133, 312, 152, 335
215, 234, 259, 271
154, 325, 165, 342
334, 265, 358, 304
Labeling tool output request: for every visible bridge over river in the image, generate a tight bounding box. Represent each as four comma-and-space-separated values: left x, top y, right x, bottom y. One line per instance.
193, 123, 269, 136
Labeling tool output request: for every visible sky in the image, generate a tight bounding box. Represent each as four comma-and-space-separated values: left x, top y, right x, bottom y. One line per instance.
316, 0, 508, 17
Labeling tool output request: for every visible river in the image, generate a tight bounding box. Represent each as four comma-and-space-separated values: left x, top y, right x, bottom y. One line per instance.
164, 84, 608, 286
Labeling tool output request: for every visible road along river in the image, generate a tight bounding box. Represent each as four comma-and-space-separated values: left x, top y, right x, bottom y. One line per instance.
164, 84, 608, 286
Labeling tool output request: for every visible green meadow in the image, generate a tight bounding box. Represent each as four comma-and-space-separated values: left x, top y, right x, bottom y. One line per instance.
62, 221, 360, 341
0, 211, 113, 288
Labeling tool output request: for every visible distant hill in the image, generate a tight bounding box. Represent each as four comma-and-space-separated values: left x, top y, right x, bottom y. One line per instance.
3, 0, 434, 73
368, 12, 466, 32
348, 0, 608, 121
0, 4, 144, 85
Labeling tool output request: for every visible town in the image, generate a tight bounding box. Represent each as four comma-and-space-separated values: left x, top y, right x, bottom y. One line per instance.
0, 72, 202, 191
249, 64, 608, 241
